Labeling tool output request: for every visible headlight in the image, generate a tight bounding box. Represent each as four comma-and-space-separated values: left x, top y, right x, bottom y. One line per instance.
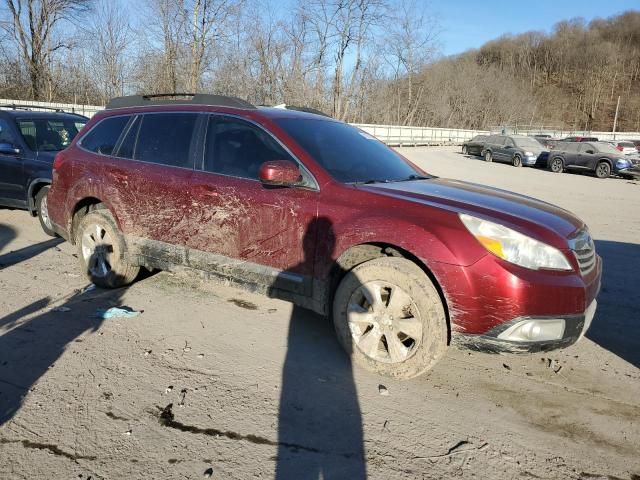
615, 159, 631, 168
524, 151, 534, 156
459, 213, 572, 271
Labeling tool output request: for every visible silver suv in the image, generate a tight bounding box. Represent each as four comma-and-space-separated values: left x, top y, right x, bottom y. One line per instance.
482, 135, 545, 167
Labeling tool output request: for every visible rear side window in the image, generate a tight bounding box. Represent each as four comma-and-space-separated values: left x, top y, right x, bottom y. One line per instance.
134, 113, 198, 168
204, 116, 292, 179
81, 116, 129, 155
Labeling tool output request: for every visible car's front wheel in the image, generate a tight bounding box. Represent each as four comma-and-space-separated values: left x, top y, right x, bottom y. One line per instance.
512, 154, 522, 167
595, 161, 611, 179
332, 257, 447, 379
461, 145, 467, 155
35, 186, 56, 237
76, 209, 140, 288
484, 150, 492, 162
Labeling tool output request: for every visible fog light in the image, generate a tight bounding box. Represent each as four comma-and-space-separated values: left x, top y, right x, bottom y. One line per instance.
497, 319, 565, 342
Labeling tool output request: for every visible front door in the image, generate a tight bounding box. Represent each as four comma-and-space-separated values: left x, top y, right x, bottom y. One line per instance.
188, 115, 319, 294
0, 118, 26, 207
576, 143, 597, 169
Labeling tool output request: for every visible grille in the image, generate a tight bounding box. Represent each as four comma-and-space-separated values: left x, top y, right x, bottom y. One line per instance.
570, 230, 596, 275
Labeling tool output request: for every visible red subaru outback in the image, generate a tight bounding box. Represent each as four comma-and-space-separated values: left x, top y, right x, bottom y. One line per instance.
47, 94, 601, 378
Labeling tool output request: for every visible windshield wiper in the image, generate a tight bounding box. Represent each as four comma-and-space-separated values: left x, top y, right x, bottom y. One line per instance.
351, 179, 392, 185
398, 174, 431, 181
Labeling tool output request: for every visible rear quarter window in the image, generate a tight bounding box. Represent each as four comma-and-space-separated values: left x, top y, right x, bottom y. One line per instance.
80, 116, 130, 155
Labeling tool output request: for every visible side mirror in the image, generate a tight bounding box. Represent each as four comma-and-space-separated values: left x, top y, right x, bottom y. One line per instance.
0, 143, 19, 155
259, 160, 302, 187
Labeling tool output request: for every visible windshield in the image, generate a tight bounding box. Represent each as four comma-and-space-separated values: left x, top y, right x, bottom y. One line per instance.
593, 142, 620, 154
276, 118, 424, 183
514, 137, 542, 149
16, 117, 87, 152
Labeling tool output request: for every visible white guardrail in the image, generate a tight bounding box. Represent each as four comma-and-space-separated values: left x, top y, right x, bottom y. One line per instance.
2, 98, 639, 145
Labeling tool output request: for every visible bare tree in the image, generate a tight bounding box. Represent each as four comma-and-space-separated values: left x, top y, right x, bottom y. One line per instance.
86, 1, 131, 103
1, 0, 91, 99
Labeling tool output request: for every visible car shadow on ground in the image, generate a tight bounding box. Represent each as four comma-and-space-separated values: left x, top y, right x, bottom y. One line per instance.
0, 224, 17, 254
0, 253, 130, 426
587, 240, 640, 368
275, 217, 366, 479
0, 237, 64, 269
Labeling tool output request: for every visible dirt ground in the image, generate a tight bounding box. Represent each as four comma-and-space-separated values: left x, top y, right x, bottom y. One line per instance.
0, 146, 638, 480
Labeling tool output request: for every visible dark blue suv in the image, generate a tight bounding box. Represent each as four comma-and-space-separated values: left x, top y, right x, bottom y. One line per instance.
0, 105, 87, 235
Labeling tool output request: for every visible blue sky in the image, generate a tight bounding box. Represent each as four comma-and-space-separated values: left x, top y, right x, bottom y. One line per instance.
433, 0, 639, 56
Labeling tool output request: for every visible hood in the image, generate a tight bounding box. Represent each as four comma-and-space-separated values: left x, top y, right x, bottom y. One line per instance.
359, 178, 584, 243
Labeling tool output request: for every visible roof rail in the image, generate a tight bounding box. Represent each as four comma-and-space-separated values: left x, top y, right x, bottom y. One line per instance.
0, 104, 64, 113
106, 93, 256, 110
269, 104, 332, 117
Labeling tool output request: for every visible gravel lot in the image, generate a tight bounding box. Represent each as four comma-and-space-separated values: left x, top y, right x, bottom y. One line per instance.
0, 146, 638, 479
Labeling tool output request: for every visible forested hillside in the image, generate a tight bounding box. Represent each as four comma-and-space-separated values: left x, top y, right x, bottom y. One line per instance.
1, 1, 638, 131
373, 11, 640, 131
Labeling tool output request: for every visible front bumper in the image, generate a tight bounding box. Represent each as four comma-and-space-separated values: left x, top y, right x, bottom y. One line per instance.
454, 299, 597, 353
617, 167, 640, 179
523, 155, 538, 166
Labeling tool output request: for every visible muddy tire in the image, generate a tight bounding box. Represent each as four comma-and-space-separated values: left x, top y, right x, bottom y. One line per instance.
75, 209, 139, 288
484, 150, 492, 162
595, 161, 611, 179
332, 257, 447, 379
549, 157, 564, 173
35, 186, 56, 237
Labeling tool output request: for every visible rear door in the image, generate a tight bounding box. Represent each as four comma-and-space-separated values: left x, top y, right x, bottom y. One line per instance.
188, 114, 319, 294
96, 112, 202, 246
0, 117, 27, 206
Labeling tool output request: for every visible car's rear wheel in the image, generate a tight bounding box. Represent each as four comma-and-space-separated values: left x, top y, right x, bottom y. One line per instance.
76, 209, 140, 288
35, 186, 56, 237
461, 145, 467, 155
484, 151, 492, 162
332, 257, 447, 379
512, 154, 522, 167
595, 161, 611, 179
549, 157, 564, 173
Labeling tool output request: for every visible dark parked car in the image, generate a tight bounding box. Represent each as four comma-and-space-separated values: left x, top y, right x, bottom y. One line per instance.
47, 94, 601, 378
482, 135, 545, 167
461, 135, 487, 156
0, 105, 87, 235
546, 141, 636, 178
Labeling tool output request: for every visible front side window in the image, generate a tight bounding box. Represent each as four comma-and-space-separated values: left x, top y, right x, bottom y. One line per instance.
17, 117, 87, 152
204, 116, 293, 180
0, 119, 17, 147
275, 118, 422, 183
504, 138, 515, 147
81, 116, 129, 155
134, 113, 197, 168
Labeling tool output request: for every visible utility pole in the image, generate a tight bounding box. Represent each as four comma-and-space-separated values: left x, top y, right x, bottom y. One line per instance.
612, 95, 621, 140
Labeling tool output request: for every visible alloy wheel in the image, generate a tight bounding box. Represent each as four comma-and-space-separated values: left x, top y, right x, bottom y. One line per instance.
81, 223, 115, 278
347, 281, 422, 364
39, 195, 52, 229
